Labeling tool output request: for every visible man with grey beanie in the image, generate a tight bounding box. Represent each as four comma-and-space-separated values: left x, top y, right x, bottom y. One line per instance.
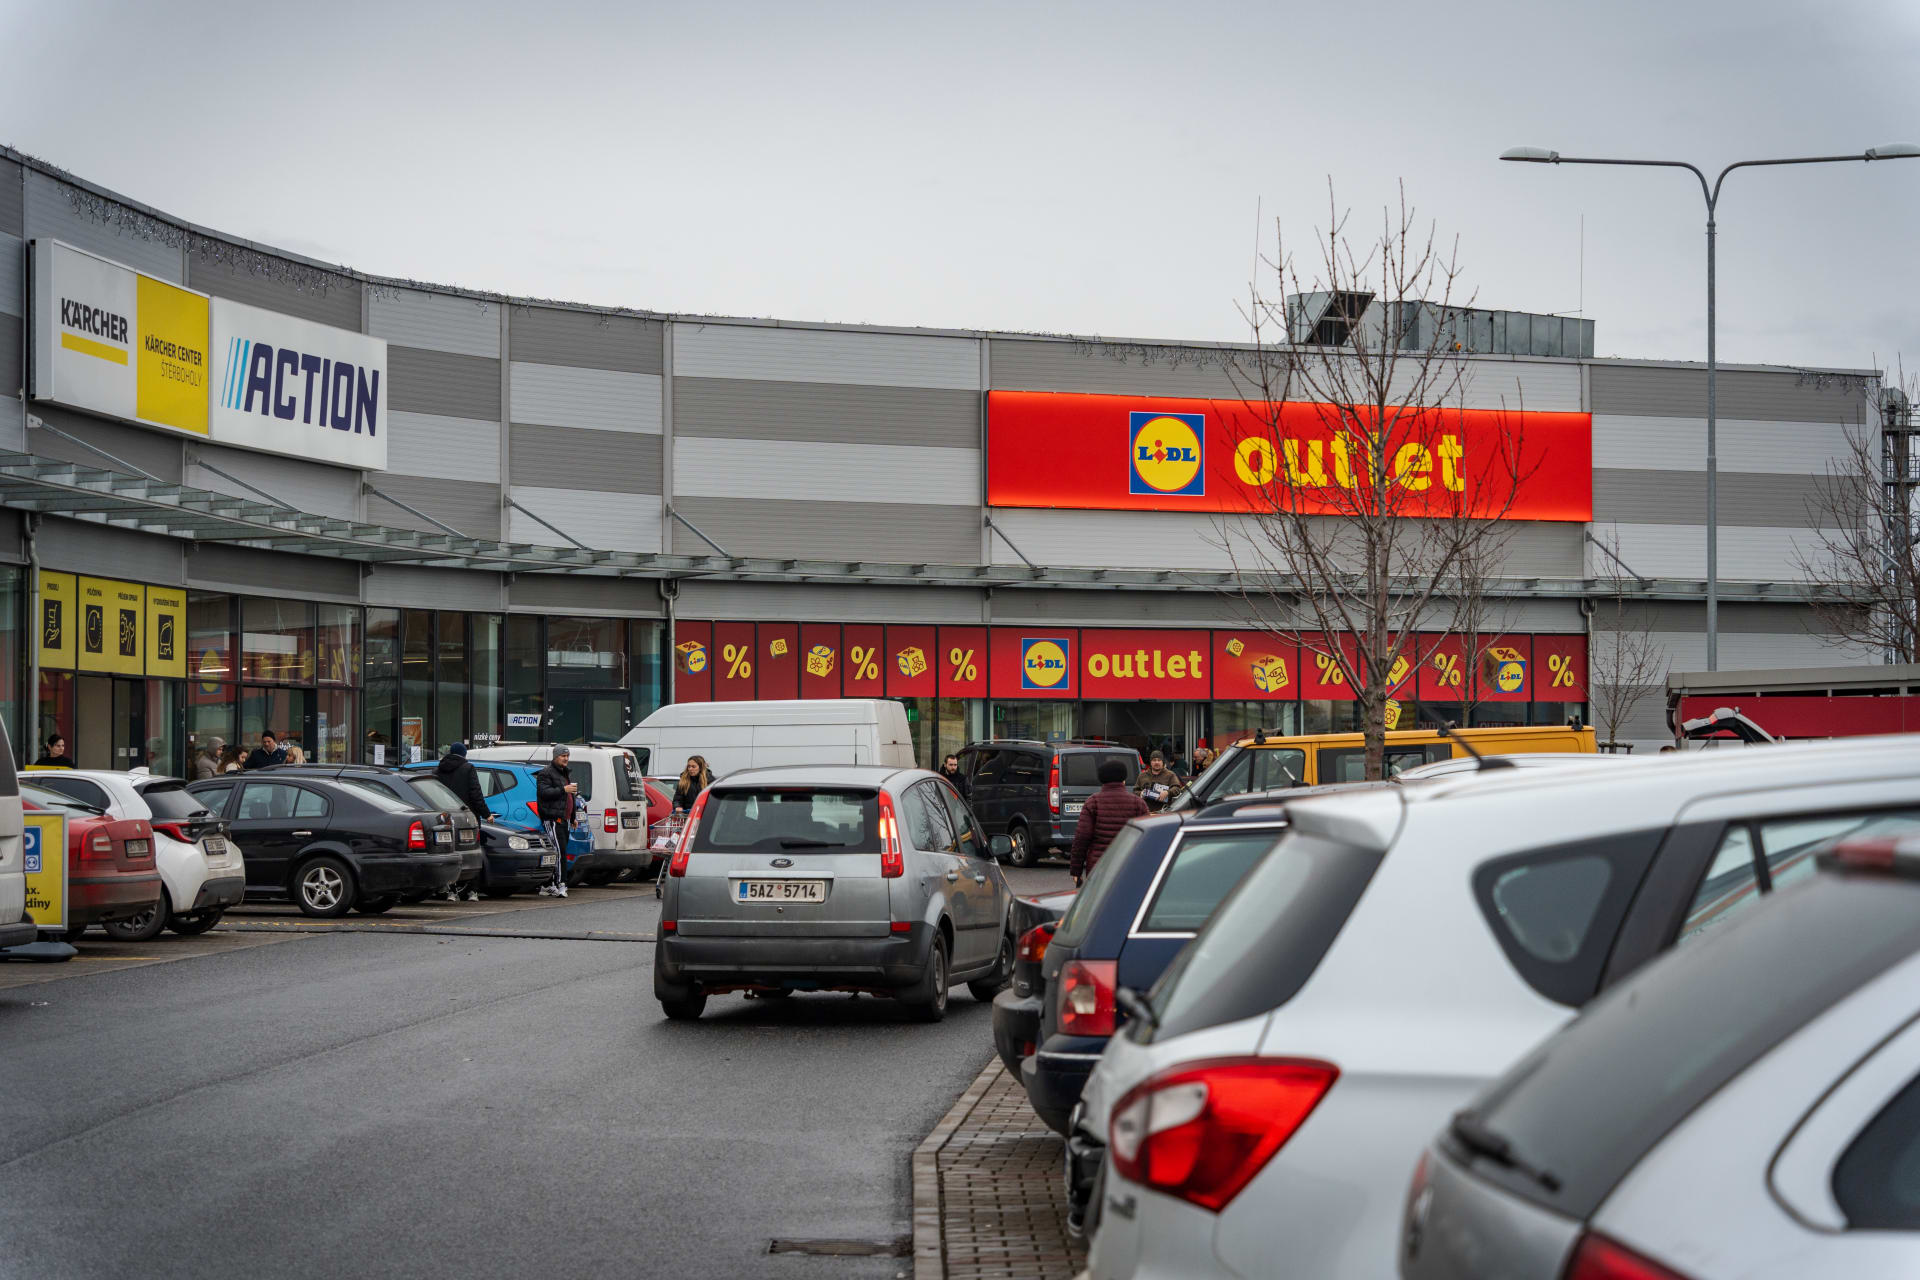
534, 745, 578, 898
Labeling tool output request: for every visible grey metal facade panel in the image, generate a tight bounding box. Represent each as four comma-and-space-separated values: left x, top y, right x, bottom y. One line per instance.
24, 170, 183, 283
0, 397, 22, 452
1592, 414, 1856, 475
673, 377, 980, 448
1491, 522, 1586, 578
0, 311, 17, 395
673, 322, 980, 390
668, 496, 981, 563
507, 362, 661, 435
39, 517, 185, 585
0, 509, 24, 564
508, 423, 662, 494
385, 411, 501, 486
387, 345, 501, 421
677, 580, 983, 624
1593, 469, 1829, 529
990, 590, 1250, 625
27, 405, 185, 480
0, 231, 21, 317
989, 339, 1246, 397
1592, 522, 1819, 582
0, 159, 21, 237
188, 543, 361, 601
188, 444, 361, 522
1592, 600, 1842, 636
1589, 363, 1872, 425
673, 436, 978, 507
507, 488, 660, 552
185, 246, 362, 330
368, 288, 500, 358
363, 564, 506, 612
508, 307, 663, 375
510, 573, 664, 616
366, 474, 502, 540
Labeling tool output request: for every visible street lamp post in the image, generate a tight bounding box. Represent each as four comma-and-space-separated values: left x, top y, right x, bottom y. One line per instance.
1500, 143, 1920, 671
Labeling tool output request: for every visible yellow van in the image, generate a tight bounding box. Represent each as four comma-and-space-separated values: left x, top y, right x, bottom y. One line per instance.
1183, 724, 1596, 803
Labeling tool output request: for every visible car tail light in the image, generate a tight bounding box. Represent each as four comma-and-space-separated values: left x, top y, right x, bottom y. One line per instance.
1109, 1057, 1338, 1213
877, 791, 904, 878
407, 821, 428, 852
151, 822, 190, 843
1057, 959, 1117, 1036
661, 920, 676, 933
87, 830, 113, 859
1017, 921, 1056, 966
1563, 1234, 1693, 1280
604, 807, 619, 834
890, 920, 912, 934
1049, 763, 1061, 814
669, 790, 709, 877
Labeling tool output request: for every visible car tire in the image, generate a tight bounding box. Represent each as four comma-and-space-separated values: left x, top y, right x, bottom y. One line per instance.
967, 931, 1014, 1003
103, 893, 169, 943
660, 990, 707, 1021
904, 933, 951, 1022
1008, 824, 1038, 868
354, 895, 399, 915
167, 910, 222, 936
293, 856, 356, 918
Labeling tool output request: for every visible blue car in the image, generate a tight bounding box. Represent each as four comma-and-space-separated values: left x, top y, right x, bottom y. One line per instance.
403, 760, 594, 885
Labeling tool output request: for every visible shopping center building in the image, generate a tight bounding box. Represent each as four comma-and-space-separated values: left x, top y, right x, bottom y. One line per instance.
0, 147, 1880, 770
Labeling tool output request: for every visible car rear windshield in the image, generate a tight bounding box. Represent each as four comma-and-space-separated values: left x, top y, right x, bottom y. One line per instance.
141, 785, 213, 821
1460, 873, 1920, 1219
612, 752, 642, 802
408, 777, 467, 813
1051, 826, 1148, 950
1061, 752, 1139, 788
1142, 825, 1382, 1043
695, 788, 879, 853
338, 780, 425, 814
22, 782, 102, 815
1138, 828, 1282, 933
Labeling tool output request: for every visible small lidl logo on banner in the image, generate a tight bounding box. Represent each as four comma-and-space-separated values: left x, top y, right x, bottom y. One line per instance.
1129, 412, 1205, 497
1251, 655, 1289, 693
675, 641, 708, 674
1021, 637, 1071, 690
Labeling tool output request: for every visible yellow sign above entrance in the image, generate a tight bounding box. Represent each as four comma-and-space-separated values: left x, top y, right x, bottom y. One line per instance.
37, 571, 76, 671
145, 585, 186, 680
77, 576, 145, 676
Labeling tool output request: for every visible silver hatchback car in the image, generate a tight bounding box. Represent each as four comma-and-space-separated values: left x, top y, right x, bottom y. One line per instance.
654, 765, 1016, 1021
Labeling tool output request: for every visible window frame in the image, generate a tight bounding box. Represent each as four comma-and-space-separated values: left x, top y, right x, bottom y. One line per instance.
1128, 822, 1287, 940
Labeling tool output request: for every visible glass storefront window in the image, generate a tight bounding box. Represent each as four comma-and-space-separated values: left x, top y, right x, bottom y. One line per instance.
188, 683, 236, 776
548, 617, 625, 691
316, 688, 354, 764
317, 604, 360, 686
630, 619, 665, 725
35, 670, 73, 764
992, 700, 1078, 742
437, 612, 468, 752
936, 698, 986, 768
241, 598, 315, 684
506, 615, 541, 741
241, 686, 314, 760
1210, 701, 1300, 747
473, 614, 503, 745
189, 593, 235, 691
1301, 701, 1363, 735
365, 608, 399, 759
401, 611, 432, 759
145, 680, 182, 779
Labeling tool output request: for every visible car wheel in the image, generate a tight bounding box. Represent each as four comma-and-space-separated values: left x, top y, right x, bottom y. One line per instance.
167, 910, 222, 936
103, 893, 169, 943
1008, 824, 1037, 868
967, 931, 1014, 1003
905, 933, 951, 1022
354, 895, 398, 915
660, 990, 707, 1021
294, 856, 356, 918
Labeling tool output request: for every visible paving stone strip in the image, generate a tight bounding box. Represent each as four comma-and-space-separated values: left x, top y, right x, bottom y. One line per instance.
914, 1058, 1088, 1280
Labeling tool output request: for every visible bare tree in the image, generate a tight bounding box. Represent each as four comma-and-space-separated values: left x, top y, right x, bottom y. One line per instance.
1585, 530, 1671, 750
1214, 184, 1534, 778
1794, 370, 1914, 660
1440, 534, 1523, 728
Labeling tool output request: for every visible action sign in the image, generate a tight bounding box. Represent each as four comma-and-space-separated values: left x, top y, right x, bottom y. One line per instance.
22, 812, 68, 933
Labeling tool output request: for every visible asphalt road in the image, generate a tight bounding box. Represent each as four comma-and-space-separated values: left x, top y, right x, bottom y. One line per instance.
0, 864, 1072, 1280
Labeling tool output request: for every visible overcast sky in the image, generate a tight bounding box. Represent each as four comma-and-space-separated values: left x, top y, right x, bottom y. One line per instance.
3, 0, 1915, 371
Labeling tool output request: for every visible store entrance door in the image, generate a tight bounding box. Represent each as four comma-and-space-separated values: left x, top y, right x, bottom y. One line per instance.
74, 676, 148, 771
1080, 702, 1200, 774
548, 692, 630, 745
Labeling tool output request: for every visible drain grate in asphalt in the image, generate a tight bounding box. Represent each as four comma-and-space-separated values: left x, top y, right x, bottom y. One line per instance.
767, 1237, 910, 1257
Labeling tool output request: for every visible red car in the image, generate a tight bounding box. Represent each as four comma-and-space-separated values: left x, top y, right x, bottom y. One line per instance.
23, 782, 161, 937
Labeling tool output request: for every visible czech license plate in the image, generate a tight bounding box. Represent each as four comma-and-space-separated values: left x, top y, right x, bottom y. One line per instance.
621, 812, 642, 828
736, 880, 826, 903
1064, 803, 1084, 815
203, 836, 227, 856
434, 830, 453, 844
540, 854, 557, 867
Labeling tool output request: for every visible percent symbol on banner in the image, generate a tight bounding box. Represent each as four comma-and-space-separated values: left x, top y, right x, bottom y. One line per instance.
948, 647, 978, 682
849, 646, 881, 682
1433, 652, 1463, 688
722, 643, 752, 680
1312, 652, 1346, 687
1547, 653, 1576, 688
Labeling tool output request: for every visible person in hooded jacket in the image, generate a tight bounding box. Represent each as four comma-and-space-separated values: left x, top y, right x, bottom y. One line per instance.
534, 746, 579, 898
434, 742, 490, 826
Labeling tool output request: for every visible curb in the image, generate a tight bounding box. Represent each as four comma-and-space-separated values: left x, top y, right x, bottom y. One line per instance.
912, 1056, 1003, 1280
217, 922, 654, 942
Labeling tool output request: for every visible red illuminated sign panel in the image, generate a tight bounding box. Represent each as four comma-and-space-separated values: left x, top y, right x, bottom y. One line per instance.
1212, 631, 1298, 701
986, 390, 1592, 522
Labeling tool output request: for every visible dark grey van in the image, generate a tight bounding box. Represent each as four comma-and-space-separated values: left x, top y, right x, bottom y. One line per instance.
955, 740, 1143, 868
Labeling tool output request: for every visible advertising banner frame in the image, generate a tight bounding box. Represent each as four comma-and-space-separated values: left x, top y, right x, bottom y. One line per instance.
23, 812, 68, 933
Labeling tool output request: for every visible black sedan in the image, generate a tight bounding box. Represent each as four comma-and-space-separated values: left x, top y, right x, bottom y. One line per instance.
247, 765, 488, 902
990, 888, 1078, 1077
186, 774, 462, 918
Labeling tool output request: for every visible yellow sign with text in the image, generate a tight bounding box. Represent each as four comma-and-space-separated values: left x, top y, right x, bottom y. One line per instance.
76, 576, 145, 675
37, 571, 76, 671
145, 585, 186, 679
134, 275, 210, 436
23, 812, 67, 932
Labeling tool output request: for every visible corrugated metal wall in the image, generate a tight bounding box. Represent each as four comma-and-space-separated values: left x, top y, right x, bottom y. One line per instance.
189, 544, 361, 600
362, 564, 506, 612
185, 247, 361, 330
189, 443, 360, 521
23, 170, 182, 282
368, 288, 500, 359
508, 486, 659, 552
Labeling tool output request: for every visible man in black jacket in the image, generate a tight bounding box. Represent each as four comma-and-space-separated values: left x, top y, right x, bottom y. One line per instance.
245, 731, 287, 771
435, 742, 490, 825
534, 746, 578, 899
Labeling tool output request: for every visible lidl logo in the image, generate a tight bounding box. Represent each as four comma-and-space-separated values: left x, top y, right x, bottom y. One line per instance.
675, 641, 708, 675
1129, 412, 1205, 497
1480, 645, 1527, 694
1021, 637, 1071, 691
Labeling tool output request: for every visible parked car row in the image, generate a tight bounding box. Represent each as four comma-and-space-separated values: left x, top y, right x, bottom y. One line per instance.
996, 734, 1920, 1279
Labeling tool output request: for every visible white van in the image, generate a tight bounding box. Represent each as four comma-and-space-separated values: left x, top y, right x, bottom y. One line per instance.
0, 723, 33, 949
619, 699, 915, 779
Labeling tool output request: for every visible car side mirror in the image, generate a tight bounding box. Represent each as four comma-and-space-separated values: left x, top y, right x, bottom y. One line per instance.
988, 833, 1013, 861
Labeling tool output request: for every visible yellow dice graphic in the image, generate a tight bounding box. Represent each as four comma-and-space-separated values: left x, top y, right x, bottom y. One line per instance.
1480, 645, 1527, 694
896, 647, 928, 679
1225, 638, 1245, 657
805, 645, 836, 678
1251, 656, 1289, 693
769, 637, 789, 658
675, 641, 708, 674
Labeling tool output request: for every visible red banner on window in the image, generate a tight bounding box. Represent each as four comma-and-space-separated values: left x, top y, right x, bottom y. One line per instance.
886, 625, 938, 698
1078, 629, 1212, 699
1212, 631, 1298, 701
673, 620, 713, 704
758, 623, 800, 700
938, 627, 988, 698
1532, 634, 1588, 702
712, 621, 756, 701
1472, 634, 1534, 703
843, 624, 886, 698
986, 391, 1592, 522
990, 628, 1077, 699
1299, 634, 1357, 701
800, 623, 841, 699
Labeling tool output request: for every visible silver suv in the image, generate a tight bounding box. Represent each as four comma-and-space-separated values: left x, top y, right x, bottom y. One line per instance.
654, 765, 1015, 1022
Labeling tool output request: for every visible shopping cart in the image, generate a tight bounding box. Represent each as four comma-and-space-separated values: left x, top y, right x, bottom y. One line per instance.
648, 811, 688, 899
